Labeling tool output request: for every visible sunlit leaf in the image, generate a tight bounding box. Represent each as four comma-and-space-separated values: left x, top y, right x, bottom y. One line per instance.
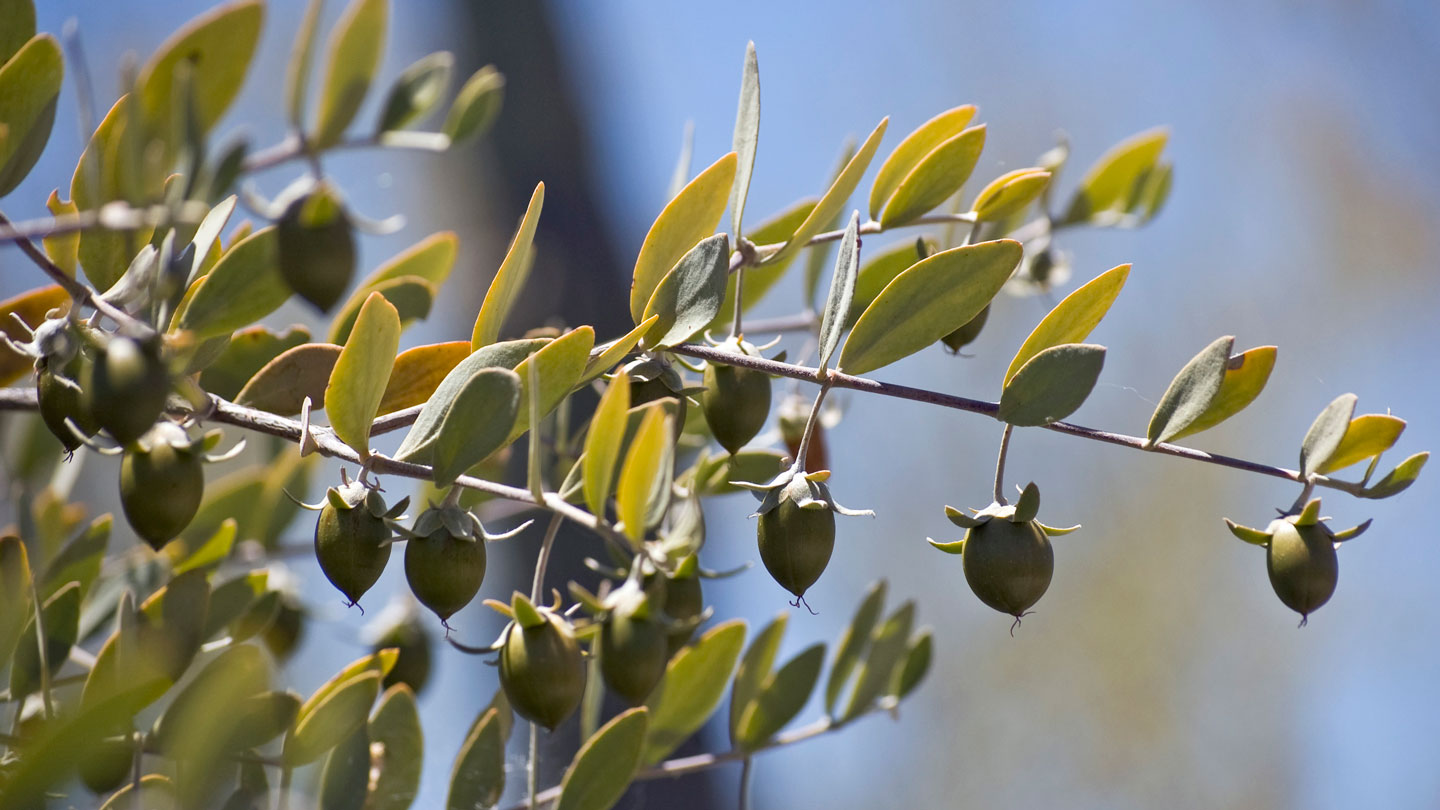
326, 292, 401, 454
581, 316, 659, 384
642, 620, 746, 764
177, 227, 287, 339
998, 343, 1106, 427
1146, 336, 1233, 446
1318, 414, 1406, 475
285, 670, 382, 766
0, 0, 35, 64
432, 368, 521, 486
631, 152, 737, 324
729, 41, 760, 238
879, 124, 985, 227
235, 342, 342, 415
312, 0, 388, 149
71, 98, 152, 291
617, 404, 670, 543
584, 371, 631, 517
199, 325, 311, 400
378, 340, 471, 415
0, 284, 69, 385
377, 51, 453, 133
971, 168, 1051, 223
641, 233, 730, 348
1004, 263, 1129, 386
1299, 393, 1357, 478
508, 326, 593, 443
394, 338, 546, 463
846, 237, 932, 328
555, 708, 648, 810
442, 65, 504, 144
1168, 345, 1277, 441
42, 190, 79, 275
768, 118, 887, 270
172, 517, 235, 575
329, 275, 435, 344
709, 198, 817, 331
0, 33, 62, 196
473, 183, 544, 348
1062, 127, 1169, 224
868, 106, 975, 219
97, 775, 178, 810
1361, 452, 1427, 499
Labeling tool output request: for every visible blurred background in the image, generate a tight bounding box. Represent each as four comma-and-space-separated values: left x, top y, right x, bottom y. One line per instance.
4, 1, 1440, 808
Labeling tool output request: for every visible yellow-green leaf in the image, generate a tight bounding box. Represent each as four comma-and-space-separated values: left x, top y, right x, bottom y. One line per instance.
508, 326, 594, 443
710, 198, 817, 331
1169, 345, 1276, 441
868, 106, 975, 219
641, 233, 730, 348
642, 620, 746, 764
584, 371, 631, 517
198, 324, 311, 400
0, 33, 62, 196
729, 613, 787, 743
1300, 393, 1357, 478
735, 643, 824, 748
307, 650, 399, 717
728, 41, 760, 239
971, 168, 1051, 223
473, 183, 544, 348
769, 118, 888, 271
816, 212, 861, 370
42, 190, 79, 275
1146, 335, 1233, 446
10, 581, 80, 698
285, 670, 382, 766
329, 275, 435, 344
840, 602, 914, 723
177, 227, 287, 339
40, 514, 110, 603
366, 684, 423, 810
1062, 127, 1169, 224
840, 239, 1021, 376
631, 152, 737, 323
846, 238, 932, 328
326, 292, 401, 453
172, 518, 236, 575
1004, 263, 1130, 386
446, 708, 505, 810
433, 367, 521, 486
376, 50, 453, 133
0, 284, 68, 385
378, 340, 471, 415
285, 0, 324, 127
312, 0, 388, 149
0, 0, 35, 65
1362, 452, 1427, 499
368, 230, 459, 287
98, 775, 177, 810
616, 404, 670, 543
879, 124, 985, 227
1320, 413, 1407, 474
581, 316, 659, 385
555, 708, 649, 810
999, 343, 1106, 427
235, 342, 342, 415
0, 536, 31, 677
442, 65, 503, 144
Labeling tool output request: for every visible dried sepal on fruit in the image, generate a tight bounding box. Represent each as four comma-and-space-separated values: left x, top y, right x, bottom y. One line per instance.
1225, 497, 1371, 624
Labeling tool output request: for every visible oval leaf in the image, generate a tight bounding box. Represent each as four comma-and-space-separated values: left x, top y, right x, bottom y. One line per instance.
1300, 393, 1357, 478
1320, 414, 1407, 475
1005, 263, 1130, 386
329, 275, 435, 345
473, 183, 544, 348
631, 152, 737, 324
320, 727, 371, 810
177, 227, 287, 339
1062, 127, 1169, 225
432, 368, 521, 486
729, 613, 788, 742
583, 371, 631, 517
641, 233, 730, 348
840, 602, 914, 723
327, 292, 401, 454
581, 316, 659, 385
889, 628, 932, 699
555, 708, 649, 810
312, 0, 388, 149
845, 237, 932, 328
235, 342, 342, 415
285, 670, 382, 767
0, 34, 63, 196
1362, 451, 1428, 499
868, 106, 975, 219
735, 643, 824, 749
841, 239, 1022, 376
10, 581, 80, 698
376, 51, 453, 133
379, 340, 471, 415
1169, 345, 1276, 441
0, 0, 35, 65
616, 404, 670, 543
998, 343, 1107, 427
728, 42, 760, 238
366, 684, 423, 810
446, 707, 505, 810
507, 326, 594, 443
879, 124, 986, 227
971, 169, 1051, 223
709, 198, 817, 331
442, 65, 504, 144
768, 117, 888, 270
825, 580, 886, 715
1146, 335, 1234, 446
815, 212, 860, 370
199, 325, 311, 400
642, 620, 746, 764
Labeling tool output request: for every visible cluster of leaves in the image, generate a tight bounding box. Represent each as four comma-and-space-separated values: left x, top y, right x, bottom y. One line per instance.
0, 1, 1428, 809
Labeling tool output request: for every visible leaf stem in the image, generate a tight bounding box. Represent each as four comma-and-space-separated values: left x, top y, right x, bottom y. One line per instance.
993, 423, 1014, 506
532, 513, 564, 603
793, 379, 833, 473
0, 211, 148, 333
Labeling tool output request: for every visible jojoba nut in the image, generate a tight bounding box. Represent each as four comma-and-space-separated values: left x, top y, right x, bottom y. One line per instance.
119, 437, 204, 551
82, 336, 169, 446
702, 352, 771, 455
758, 482, 836, 600
404, 527, 486, 622
498, 612, 586, 730
962, 518, 1054, 617
1265, 519, 1338, 619
277, 183, 356, 313
314, 487, 393, 608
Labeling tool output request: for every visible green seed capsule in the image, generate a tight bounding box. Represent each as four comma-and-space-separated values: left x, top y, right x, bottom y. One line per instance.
119, 434, 204, 551
758, 481, 836, 600
314, 486, 393, 608
702, 350, 771, 454
498, 612, 586, 730
404, 528, 486, 622
261, 594, 305, 661
83, 336, 170, 446
962, 518, 1054, 617
1265, 519, 1338, 620
78, 732, 136, 794
661, 573, 703, 653
599, 609, 668, 705
36, 357, 98, 452
374, 619, 433, 695
277, 183, 356, 312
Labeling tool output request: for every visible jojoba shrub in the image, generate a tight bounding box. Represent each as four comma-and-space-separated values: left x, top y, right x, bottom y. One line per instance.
0, 3, 1428, 809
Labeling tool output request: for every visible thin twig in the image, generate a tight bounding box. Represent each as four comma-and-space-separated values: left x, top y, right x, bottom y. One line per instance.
532, 513, 564, 602
993, 423, 1014, 506
0, 211, 144, 332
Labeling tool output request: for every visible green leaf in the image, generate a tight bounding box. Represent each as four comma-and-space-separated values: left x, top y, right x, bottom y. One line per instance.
150, 643, 268, 754
138, 568, 212, 678
555, 708, 649, 810
285, 0, 324, 127
1168, 345, 1277, 441
729, 41, 760, 238
584, 371, 632, 517
879, 124, 985, 227
642, 620, 746, 764
230, 690, 303, 752
178, 227, 288, 339
473, 183, 544, 348
41, 513, 111, 602
234, 342, 342, 415
846, 237, 932, 328
10, 581, 80, 698
998, 343, 1106, 427
815, 212, 860, 370
320, 727, 371, 810
377, 51, 453, 133
1062, 127, 1169, 225
840, 240, 1022, 376
368, 231, 461, 288
581, 316, 659, 385
0, 34, 62, 197
971, 168, 1051, 223
0, 536, 32, 676
889, 628, 932, 699
42, 190, 79, 276
301, 649, 400, 721
641, 233, 730, 348
841, 601, 914, 723
825, 580, 886, 715
328, 275, 434, 345
136, 0, 263, 151
1004, 263, 1130, 386
202, 570, 268, 640
710, 198, 817, 331
286, 670, 382, 766
769, 117, 888, 270
617, 404, 670, 543
393, 338, 547, 463
366, 684, 423, 810
690, 449, 788, 497
1146, 336, 1234, 446
1361, 452, 1427, 499
868, 106, 975, 220
199, 325, 311, 400
631, 152, 737, 323
327, 292, 401, 454
1319, 414, 1407, 474
447, 707, 505, 810
735, 643, 824, 749
173, 517, 236, 575
432, 368, 521, 486
379, 340, 471, 415
1300, 393, 1357, 478
442, 65, 504, 144
312, 0, 388, 149
0, 0, 35, 65
508, 326, 594, 443
730, 613, 788, 742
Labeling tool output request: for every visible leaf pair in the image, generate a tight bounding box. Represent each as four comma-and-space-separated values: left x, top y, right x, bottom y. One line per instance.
1146, 336, 1275, 445
730, 613, 825, 750
869, 106, 984, 228
824, 580, 930, 722
1061, 127, 1171, 226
